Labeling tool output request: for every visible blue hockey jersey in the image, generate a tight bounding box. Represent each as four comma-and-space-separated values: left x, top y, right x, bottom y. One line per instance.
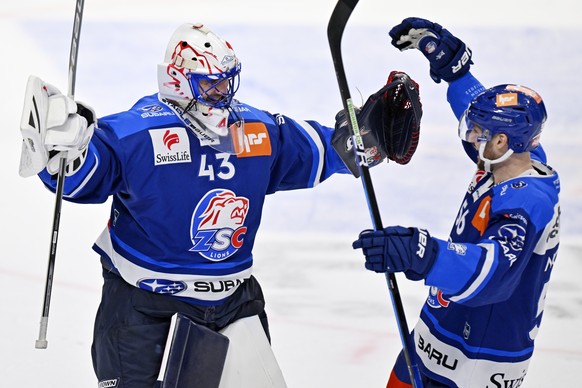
39, 94, 348, 304
412, 74, 561, 387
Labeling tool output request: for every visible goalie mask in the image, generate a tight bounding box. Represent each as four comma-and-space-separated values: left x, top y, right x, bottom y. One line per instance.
458, 84, 547, 170
157, 23, 244, 154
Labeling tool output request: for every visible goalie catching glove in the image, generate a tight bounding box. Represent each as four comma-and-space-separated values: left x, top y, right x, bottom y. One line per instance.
332, 71, 422, 177
19, 75, 96, 177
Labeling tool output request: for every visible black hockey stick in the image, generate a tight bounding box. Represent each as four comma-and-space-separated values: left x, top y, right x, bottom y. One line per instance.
35, 0, 85, 350
327, 1, 423, 386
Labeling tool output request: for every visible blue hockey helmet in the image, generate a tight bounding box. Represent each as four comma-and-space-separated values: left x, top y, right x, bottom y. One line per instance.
459, 84, 547, 153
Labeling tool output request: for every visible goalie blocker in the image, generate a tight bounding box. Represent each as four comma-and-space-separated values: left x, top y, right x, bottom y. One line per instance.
332, 71, 422, 177
19, 75, 95, 178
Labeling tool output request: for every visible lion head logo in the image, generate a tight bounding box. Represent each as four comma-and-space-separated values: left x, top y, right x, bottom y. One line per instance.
190, 189, 249, 261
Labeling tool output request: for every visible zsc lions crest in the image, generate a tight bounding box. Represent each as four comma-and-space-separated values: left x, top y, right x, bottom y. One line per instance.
190, 189, 249, 261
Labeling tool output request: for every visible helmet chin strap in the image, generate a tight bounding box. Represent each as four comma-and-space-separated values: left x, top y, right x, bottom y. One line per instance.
478, 142, 514, 172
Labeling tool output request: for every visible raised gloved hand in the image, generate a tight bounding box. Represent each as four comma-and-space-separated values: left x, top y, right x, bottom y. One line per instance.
332, 71, 422, 176
19, 75, 96, 177
389, 17, 473, 83
352, 226, 438, 280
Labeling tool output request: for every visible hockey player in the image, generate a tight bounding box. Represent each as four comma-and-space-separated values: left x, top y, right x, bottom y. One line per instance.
19, 23, 422, 387
352, 18, 561, 388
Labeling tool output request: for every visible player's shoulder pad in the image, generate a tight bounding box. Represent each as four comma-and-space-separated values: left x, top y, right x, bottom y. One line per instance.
491, 174, 559, 221
232, 101, 274, 124
98, 94, 183, 139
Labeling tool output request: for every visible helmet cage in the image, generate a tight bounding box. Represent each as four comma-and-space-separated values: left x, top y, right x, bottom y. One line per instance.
158, 23, 241, 109
187, 63, 241, 109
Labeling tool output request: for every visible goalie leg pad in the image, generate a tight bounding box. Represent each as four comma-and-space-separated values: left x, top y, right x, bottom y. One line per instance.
218, 315, 288, 388
157, 313, 230, 388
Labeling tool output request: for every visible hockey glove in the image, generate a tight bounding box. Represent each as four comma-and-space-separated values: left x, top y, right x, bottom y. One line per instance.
19, 75, 96, 177
353, 226, 438, 281
331, 106, 387, 177
389, 17, 473, 83
381, 71, 422, 164
332, 71, 422, 176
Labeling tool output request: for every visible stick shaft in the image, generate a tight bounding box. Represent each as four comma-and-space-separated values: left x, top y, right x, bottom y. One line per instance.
327, 1, 423, 386
36, 0, 85, 349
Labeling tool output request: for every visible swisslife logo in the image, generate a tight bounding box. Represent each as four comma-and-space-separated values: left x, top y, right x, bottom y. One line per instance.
149, 127, 192, 166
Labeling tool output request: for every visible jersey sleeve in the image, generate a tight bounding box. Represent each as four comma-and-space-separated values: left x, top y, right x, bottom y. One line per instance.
531, 145, 547, 164
446, 71, 486, 120
38, 119, 126, 204
265, 113, 349, 194
445, 72, 487, 163
425, 209, 535, 307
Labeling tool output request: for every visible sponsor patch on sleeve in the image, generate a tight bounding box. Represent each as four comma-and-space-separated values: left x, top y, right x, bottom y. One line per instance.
237, 122, 271, 157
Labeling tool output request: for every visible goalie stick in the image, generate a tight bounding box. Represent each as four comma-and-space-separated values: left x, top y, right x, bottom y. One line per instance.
35, 0, 85, 350
326, 1, 423, 387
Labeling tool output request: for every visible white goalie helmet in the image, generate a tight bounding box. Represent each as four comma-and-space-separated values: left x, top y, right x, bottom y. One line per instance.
157, 23, 241, 108
157, 23, 244, 154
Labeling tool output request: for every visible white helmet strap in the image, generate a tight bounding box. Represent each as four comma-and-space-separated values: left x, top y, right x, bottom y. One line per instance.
159, 97, 218, 144
172, 55, 198, 70
478, 142, 514, 172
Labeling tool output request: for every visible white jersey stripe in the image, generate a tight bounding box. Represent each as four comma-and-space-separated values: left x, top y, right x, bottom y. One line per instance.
95, 228, 252, 302
296, 120, 324, 187
449, 242, 496, 303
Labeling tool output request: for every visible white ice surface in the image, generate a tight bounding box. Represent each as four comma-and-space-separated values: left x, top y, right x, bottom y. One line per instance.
1, 1, 581, 387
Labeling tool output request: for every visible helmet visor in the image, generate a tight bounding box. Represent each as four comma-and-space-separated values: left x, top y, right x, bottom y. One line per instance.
203, 120, 245, 154
458, 110, 492, 144
215, 117, 245, 155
